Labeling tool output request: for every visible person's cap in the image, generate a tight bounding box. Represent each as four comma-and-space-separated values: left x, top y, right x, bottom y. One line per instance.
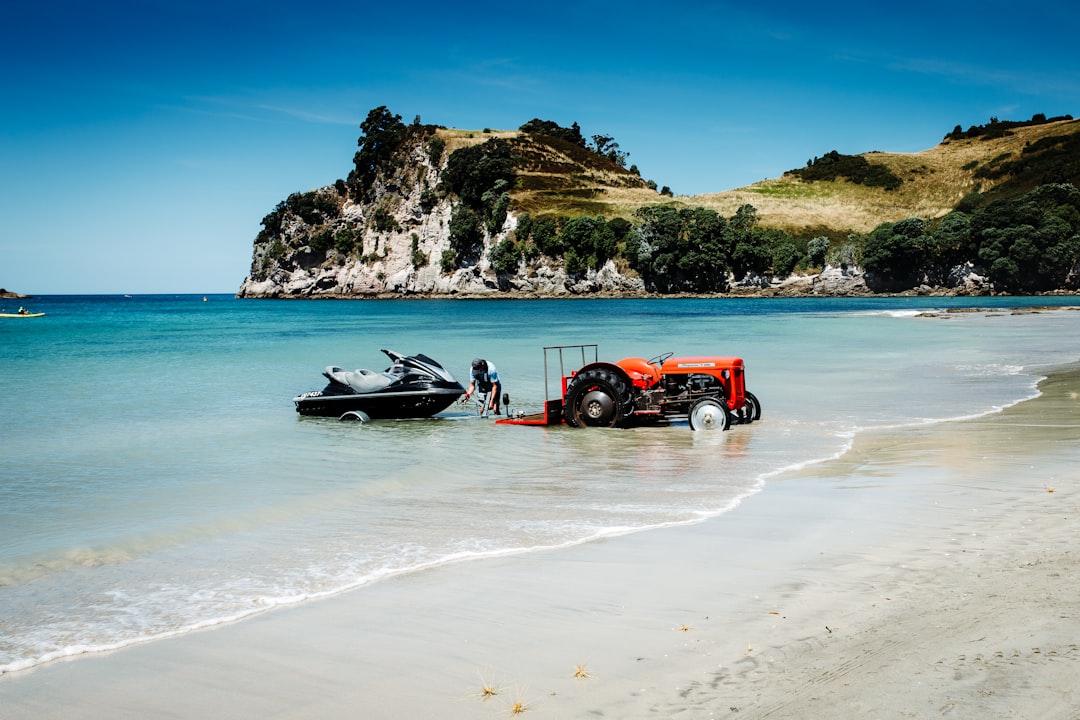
471, 358, 486, 371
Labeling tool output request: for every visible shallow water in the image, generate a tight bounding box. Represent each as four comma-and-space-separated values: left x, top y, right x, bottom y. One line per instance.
2, 294, 1079, 674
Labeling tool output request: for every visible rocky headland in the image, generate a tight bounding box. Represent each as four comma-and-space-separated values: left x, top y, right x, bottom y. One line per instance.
238, 111, 1080, 300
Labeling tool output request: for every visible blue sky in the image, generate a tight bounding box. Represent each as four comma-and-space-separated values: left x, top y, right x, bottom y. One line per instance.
3, 0, 1077, 294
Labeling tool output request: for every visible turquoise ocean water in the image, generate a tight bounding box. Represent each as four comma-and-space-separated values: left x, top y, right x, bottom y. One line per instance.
2, 294, 1079, 675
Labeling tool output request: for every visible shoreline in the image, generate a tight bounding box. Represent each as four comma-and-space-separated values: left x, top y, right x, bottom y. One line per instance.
233, 289, 1080, 301
2, 365, 1078, 718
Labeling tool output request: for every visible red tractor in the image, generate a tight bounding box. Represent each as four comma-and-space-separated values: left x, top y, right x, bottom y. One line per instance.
496, 345, 760, 431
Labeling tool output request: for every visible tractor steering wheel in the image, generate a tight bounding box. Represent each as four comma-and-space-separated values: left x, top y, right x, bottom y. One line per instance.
648, 352, 673, 366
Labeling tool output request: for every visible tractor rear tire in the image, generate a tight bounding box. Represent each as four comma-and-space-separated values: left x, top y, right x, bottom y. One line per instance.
565, 369, 632, 428
688, 397, 731, 431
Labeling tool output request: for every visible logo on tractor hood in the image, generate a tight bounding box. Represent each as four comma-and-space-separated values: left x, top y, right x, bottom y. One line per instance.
676, 362, 716, 368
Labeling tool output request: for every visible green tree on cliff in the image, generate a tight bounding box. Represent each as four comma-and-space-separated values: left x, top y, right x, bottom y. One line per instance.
348, 106, 407, 199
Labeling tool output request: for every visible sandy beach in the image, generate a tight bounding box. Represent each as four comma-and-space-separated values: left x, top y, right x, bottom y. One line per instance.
2, 364, 1078, 719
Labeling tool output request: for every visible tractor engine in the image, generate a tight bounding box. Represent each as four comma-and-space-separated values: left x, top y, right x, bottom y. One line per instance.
660, 373, 726, 415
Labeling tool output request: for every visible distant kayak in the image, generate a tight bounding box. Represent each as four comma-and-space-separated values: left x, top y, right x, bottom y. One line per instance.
0, 312, 45, 318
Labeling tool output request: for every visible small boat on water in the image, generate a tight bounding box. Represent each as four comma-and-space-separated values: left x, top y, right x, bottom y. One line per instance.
0, 310, 45, 318
294, 349, 465, 420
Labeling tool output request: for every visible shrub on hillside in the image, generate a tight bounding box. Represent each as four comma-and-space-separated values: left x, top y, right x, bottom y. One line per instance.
531, 216, 562, 257
944, 113, 1073, 142
448, 205, 483, 262
861, 217, 931, 289
489, 238, 522, 275
441, 138, 516, 209
790, 150, 902, 191
518, 119, 586, 147
560, 216, 617, 271
807, 236, 830, 267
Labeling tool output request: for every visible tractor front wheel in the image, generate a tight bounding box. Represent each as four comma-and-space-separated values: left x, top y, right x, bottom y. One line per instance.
688, 397, 731, 431
565, 369, 632, 428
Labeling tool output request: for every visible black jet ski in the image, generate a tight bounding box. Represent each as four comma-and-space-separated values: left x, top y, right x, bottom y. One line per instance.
294, 349, 465, 419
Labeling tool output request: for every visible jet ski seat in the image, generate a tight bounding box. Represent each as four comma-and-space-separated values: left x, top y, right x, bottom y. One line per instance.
323, 366, 396, 393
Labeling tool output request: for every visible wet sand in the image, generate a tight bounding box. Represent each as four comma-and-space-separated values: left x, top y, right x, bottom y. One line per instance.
2, 366, 1078, 719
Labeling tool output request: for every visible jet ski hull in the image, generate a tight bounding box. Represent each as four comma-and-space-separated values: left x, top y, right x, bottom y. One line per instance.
294, 386, 463, 418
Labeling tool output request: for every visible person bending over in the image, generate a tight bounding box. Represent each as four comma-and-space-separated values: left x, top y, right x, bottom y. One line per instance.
463, 358, 502, 415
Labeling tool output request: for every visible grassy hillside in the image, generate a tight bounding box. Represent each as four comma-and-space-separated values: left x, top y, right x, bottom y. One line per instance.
698, 116, 1080, 235
437, 127, 663, 220
445, 116, 1080, 237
